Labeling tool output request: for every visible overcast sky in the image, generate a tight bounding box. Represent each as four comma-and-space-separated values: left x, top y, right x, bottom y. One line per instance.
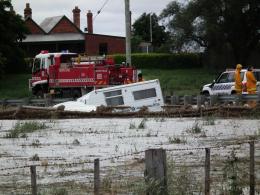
12, 0, 173, 36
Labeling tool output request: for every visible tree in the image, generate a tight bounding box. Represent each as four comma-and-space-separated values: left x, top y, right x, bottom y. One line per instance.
132, 13, 170, 52
160, 0, 260, 68
0, 0, 28, 77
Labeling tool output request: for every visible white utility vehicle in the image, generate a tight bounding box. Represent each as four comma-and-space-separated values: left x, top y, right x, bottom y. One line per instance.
54, 79, 164, 112
201, 69, 260, 95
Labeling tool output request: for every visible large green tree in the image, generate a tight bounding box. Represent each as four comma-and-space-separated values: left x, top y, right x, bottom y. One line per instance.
160, 0, 260, 68
0, 0, 28, 77
132, 13, 170, 52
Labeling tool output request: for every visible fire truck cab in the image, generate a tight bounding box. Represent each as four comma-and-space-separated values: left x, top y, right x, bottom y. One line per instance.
29, 50, 138, 97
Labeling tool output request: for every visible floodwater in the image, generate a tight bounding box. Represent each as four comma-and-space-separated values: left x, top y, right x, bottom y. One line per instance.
0, 118, 259, 194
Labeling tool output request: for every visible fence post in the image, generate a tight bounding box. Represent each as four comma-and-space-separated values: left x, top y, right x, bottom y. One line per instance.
171, 95, 179, 105
257, 92, 260, 105
210, 95, 218, 106
205, 148, 210, 195
30, 165, 37, 195
249, 141, 255, 195
94, 158, 100, 195
23, 97, 30, 106
197, 95, 203, 109
235, 94, 242, 106
184, 95, 192, 106
145, 149, 167, 195
2, 99, 7, 109
44, 94, 53, 107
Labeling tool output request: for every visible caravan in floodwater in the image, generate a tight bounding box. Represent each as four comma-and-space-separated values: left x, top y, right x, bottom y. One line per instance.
53, 79, 164, 112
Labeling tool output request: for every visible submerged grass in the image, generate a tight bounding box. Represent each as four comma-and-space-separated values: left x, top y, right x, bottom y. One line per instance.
38, 188, 68, 195
4, 121, 47, 138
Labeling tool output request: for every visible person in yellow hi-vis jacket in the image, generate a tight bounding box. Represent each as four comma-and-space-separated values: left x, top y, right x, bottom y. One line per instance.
246, 66, 257, 107
234, 64, 243, 94
138, 73, 144, 82
246, 66, 257, 94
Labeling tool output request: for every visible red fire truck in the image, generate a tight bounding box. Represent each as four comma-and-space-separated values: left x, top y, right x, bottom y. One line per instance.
29, 50, 138, 97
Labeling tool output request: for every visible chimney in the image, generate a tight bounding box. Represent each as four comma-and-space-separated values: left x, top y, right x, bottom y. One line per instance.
87, 10, 93, 34
24, 3, 32, 19
72, 6, 81, 29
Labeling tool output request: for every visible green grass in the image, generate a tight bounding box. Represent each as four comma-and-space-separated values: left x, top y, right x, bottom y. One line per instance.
0, 69, 216, 99
0, 74, 31, 99
4, 121, 47, 138
142, 68, 216, 95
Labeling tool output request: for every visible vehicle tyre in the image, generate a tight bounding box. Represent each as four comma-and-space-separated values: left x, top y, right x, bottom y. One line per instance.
73, 89, 81, 99
202, 91, 210, 96
231, 91, 237, 95
36, 89, 44, 98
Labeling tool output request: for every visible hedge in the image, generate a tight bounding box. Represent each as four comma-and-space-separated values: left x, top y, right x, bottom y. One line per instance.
110, 53, 202, 69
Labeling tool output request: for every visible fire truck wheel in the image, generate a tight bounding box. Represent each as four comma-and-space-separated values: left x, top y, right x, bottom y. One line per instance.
32, 85, 47, 98
73, 89, 81, 99
36, 89, 44, 98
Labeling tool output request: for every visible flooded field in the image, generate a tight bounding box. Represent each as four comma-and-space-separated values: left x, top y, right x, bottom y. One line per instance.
0, 117, 259, 194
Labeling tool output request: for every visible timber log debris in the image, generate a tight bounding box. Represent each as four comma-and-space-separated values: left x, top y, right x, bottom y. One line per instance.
0, 105, 257, 120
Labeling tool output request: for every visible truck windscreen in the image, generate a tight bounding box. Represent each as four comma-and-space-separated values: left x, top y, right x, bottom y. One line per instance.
32, 58, 41, 73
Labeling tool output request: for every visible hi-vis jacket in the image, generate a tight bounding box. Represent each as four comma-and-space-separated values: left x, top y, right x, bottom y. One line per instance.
234, 70, 242, 93
246, 71, 257, 93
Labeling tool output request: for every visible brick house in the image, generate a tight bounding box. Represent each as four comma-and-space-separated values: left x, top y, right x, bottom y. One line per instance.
22, 3, 125, 57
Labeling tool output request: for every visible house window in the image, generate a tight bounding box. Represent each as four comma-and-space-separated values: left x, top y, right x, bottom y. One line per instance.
133, 88, 157, 100
104, 90, 124, 106
99, 43, 108, 55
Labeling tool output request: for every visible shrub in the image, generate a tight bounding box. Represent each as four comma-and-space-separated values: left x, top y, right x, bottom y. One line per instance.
203, 116, 215, 126
4, 121, 47, 138
187, 121, 202, 134
129, 122, 136, 129
110, 53, 202, 69
138, 118, 147, 129
168, 136, 186, 144
38, 188, 68, 195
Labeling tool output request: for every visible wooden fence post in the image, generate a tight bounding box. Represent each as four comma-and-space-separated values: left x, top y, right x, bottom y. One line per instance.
197, 95, 203, 109
205, 148, 210, 195
257, 92, 260, 105
145, 149, 167, 195
184, 95, 192, 106
235, 94, 242, 106
210, 95, 218, 106
94, 158, 100, 195
30, 165, 37, 195
23, 97, 31, 106
44, 94, 53, 107
250, 141, 255, 195
171, 95, 179, 105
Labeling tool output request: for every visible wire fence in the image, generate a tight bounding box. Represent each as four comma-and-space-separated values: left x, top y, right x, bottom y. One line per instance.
0, 138, 259, 194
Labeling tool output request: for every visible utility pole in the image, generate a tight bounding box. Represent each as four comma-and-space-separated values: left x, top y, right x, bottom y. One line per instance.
150, 13, 153, 43
124, 0, 131, 66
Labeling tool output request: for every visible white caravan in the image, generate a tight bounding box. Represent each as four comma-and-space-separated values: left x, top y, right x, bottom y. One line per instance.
54, 79, 164, 112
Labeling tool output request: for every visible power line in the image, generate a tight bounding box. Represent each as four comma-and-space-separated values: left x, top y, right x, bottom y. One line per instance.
93, 0, 110, 21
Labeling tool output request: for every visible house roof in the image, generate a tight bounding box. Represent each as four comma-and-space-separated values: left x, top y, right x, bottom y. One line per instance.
40, 15, 64, 33
25, 17, 46, 34
39, 15, 82, 34
22, 33, 85, 43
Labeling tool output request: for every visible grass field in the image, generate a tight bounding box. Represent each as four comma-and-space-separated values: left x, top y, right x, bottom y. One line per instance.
0, 69, 216, 99
0, 74, 31, 99
143, 68, 216, 95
